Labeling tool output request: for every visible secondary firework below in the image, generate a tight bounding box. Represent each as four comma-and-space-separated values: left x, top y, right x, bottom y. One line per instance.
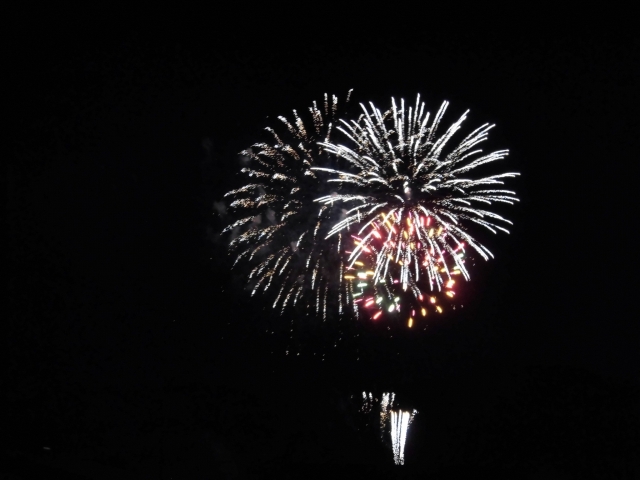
223, 93, 518, 326
360, 392, 417, 465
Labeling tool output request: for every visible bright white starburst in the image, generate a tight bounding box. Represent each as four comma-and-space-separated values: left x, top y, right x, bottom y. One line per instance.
314, 95, 519, 324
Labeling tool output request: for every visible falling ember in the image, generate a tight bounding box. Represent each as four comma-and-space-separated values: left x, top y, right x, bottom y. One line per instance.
408, 317, 413, 328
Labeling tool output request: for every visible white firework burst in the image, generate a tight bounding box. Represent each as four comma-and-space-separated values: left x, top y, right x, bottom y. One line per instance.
314, 95, 519, 324
224, 92, 354, 319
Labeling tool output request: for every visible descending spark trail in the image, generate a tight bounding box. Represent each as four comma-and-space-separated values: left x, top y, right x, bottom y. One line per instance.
315, 95, 518, 322
390, 409, 416, 465
360, 391, 417, 465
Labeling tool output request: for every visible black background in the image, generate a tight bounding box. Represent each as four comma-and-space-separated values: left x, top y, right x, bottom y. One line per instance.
6, 11, 639, 479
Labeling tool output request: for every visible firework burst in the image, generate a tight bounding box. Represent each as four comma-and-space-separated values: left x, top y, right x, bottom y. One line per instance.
314, 95, 518, 325
224, 92, 355, 319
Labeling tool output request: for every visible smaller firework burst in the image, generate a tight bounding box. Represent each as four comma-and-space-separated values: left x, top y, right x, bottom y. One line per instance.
345, 210, 463, 325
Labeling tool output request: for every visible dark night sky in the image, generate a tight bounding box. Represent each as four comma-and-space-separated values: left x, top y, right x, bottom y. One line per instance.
6, 14, 639, 479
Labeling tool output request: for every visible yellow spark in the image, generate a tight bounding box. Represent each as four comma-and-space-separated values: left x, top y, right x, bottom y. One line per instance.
408, 317, 413, 328
430, 297, 436, 304
446, 291, 455, 297
446, 280, 455, 288
354, 261, 364, 266
436, 306, 442, 313
344, 275, 356, 279
421, 308, 427, 316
